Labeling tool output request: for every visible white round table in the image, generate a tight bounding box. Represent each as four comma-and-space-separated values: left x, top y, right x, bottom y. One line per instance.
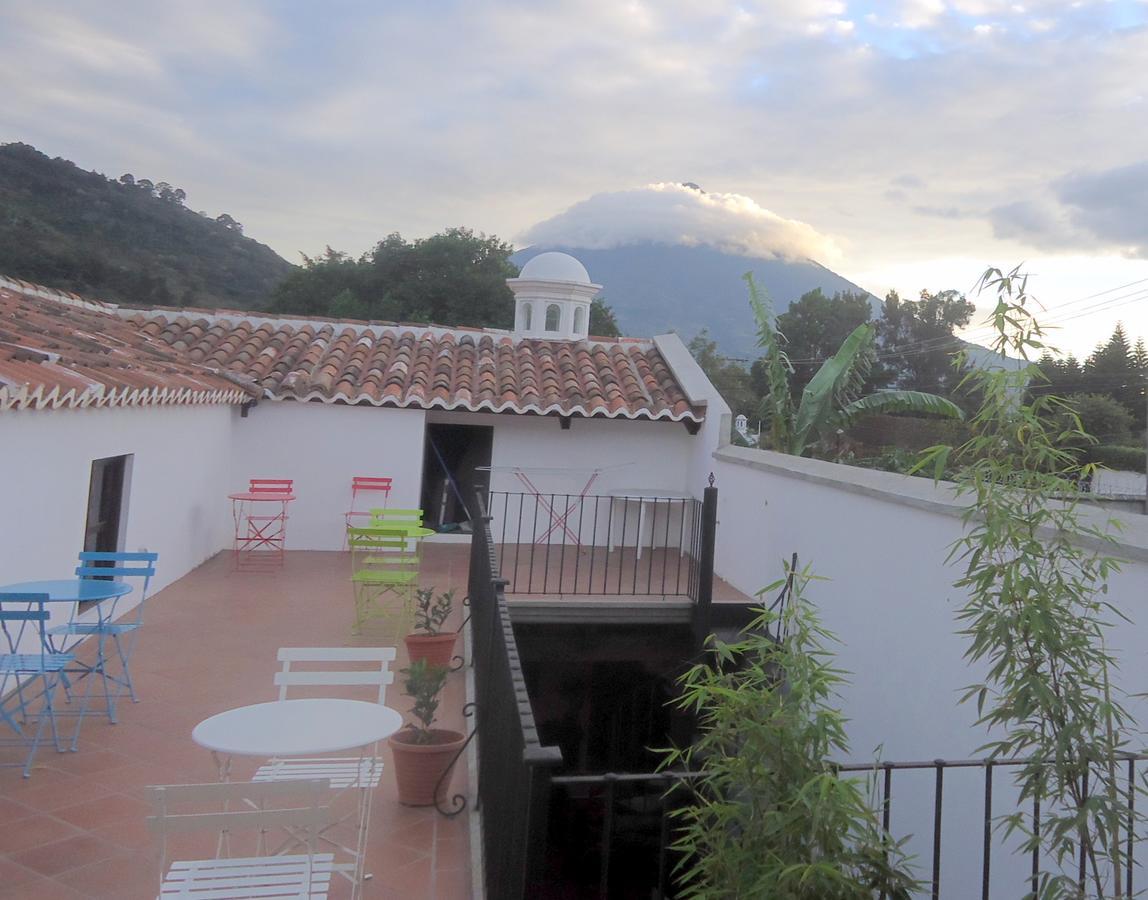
192, 698, 404, 895
192, 698, 403, 758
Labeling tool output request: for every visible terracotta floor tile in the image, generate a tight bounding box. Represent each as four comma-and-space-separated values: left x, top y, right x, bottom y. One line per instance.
434, 864, 473, 899
54, 792, 151, 829
0, 814, 80, 854
0, 856, 39, 889
3, 771, 117, 812
0, 549, 479, 896
55, 848, 156, 900
0, 873, 86, 899
9, 832, 126, 877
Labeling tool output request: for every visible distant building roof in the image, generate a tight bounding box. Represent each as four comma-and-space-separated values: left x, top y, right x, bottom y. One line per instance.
0, 277, 254, 412
123, 306, 703, 422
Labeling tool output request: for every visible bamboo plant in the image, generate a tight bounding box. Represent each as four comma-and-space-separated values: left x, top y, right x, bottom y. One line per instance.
659, 558, 919, 899
916, 265, 1142, 899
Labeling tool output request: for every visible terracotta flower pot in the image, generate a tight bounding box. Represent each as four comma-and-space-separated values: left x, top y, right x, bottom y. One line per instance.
404, 631, 458, 669
389, 728, 466, 807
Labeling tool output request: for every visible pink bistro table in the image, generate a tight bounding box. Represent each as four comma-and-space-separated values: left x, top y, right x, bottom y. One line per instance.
229, 490, 296, 570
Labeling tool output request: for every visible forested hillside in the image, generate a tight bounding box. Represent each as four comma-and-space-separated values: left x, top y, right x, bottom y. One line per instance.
0, 143, 292, 308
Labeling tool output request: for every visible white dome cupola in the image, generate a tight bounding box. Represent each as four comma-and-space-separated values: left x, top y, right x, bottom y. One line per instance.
507, 251, 602, 340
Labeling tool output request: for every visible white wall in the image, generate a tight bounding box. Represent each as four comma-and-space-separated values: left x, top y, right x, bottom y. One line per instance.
229, 401, 427, 551
429, 411, 702, 545
0, 404, 236, 631
710, 445, 1148, 894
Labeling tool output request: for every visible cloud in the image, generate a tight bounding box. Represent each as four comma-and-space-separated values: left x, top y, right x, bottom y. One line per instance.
990, 163, 1148, 258
520, 183, 841, 262
1056, 162, 1148, 254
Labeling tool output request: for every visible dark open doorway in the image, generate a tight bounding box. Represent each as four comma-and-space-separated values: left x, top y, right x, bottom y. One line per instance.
81, 455, 131, 603
420, 424, 493, 530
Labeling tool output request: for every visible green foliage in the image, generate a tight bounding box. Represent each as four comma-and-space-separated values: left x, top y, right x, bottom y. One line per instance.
775, 288, 880, 398
877, 288, 975, 396
746, 274, 963, 457
1052, 393, 1136, 450
400, 658, 450, 745
266, 228, 518, 327
687, 329, 759, 420
660, 560, 919, 899
917, 265, 1142, 899
589, 297, 621, 338
412, 588, 455, 636
1035, 325, 1148, 434
1087, 444, 1146, 472
0, 142, 291, 308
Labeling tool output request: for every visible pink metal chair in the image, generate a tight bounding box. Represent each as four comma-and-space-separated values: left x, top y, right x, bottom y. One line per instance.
343, 477, 393, 546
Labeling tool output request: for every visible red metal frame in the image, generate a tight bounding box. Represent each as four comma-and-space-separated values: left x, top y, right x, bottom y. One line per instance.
344, 477, 393, 541
231, 479, 295, 570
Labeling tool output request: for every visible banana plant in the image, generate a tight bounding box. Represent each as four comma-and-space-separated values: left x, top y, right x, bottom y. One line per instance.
746, 273, 964, 456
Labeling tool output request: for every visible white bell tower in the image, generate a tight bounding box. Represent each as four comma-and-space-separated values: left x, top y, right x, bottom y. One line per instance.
507, 251, 602, 341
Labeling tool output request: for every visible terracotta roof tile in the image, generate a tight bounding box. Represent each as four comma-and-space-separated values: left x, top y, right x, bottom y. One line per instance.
0, 282, 254, 412
121, 307, 704, 422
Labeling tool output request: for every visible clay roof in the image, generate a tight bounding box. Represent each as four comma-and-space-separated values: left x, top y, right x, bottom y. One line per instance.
123, 307, 704, 422
0, 277, 254, 412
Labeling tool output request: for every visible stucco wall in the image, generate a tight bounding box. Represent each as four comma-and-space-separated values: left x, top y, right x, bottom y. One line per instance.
710, 445, 1148, 894
229, 401, 428, 552
0, 403, 236, 631
451, 411, 702, 546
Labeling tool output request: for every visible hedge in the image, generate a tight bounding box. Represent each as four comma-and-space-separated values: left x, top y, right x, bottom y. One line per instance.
1085, 445, 1146, 471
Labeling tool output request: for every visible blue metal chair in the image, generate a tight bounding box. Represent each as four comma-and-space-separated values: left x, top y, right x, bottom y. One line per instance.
0, 592, 76, 777
50, 551, 158, 737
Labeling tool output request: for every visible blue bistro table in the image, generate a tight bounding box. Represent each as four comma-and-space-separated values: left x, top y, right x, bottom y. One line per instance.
0, 579, 134, 744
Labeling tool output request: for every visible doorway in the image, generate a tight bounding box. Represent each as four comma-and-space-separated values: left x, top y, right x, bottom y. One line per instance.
420, 424, 493, 530
84, 455, 130, 559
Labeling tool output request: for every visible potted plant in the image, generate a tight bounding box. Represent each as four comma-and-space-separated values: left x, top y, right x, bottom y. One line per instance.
389, 658, 466, 806
404, 587, 458, 669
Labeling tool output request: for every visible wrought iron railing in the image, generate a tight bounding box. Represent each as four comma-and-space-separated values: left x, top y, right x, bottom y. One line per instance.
467, 496, 563, 896
486, 490, 705, 598
532, 755, 1148, 900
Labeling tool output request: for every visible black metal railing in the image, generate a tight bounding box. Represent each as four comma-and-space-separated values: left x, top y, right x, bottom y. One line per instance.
468, 496, 563, 897
534, 754, 1148, 900
486, 490, 706, 598
836, 754, 1148, 900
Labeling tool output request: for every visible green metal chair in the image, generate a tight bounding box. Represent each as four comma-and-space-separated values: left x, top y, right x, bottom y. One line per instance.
367, 508, 424, 533
347, 527, 419, 636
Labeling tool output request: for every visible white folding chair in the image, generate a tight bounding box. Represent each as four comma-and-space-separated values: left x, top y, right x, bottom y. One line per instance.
148, 779, 333, 899
252, 647, 396, 893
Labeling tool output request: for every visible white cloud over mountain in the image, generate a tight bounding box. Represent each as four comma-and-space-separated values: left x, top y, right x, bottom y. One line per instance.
521, 183, 841, 263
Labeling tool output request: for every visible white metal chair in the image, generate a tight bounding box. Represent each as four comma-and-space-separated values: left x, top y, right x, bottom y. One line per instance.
148, 779, 333, 899
252, 647, 397, 893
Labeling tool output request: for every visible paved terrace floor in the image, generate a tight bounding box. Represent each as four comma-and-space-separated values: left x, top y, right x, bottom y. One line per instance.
496, 544, 753, 603
0, 545, 473, 900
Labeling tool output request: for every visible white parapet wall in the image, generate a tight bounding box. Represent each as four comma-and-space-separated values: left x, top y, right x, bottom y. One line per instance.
710, 444, 1148, 895
229, 400, 428, 551
0, 403, 237, 624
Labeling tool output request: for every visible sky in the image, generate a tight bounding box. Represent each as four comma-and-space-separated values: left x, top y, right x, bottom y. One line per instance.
1, 0, 1147, 357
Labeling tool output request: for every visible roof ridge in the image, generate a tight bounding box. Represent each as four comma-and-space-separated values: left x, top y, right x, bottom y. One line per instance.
0, 273, 116, 313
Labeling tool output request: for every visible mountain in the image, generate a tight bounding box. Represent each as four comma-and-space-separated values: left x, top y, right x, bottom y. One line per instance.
512, 243, 873, 358
0, 143, 293, 308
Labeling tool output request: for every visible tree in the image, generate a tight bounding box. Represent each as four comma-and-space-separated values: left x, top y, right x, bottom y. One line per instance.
660, 559, 918, 898
877, 288, 975, 396
215, 213, 243, 233
1084, 323, 1143, 432
589, 297, 620, 337
118, 173, 135, 187
747, 274, 964, 457
267, 229, 601, 334
773, 288, 880, 399
687, 330, 756, 419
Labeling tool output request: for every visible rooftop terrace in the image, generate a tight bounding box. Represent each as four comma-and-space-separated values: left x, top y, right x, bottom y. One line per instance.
0, 546, 474, 900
